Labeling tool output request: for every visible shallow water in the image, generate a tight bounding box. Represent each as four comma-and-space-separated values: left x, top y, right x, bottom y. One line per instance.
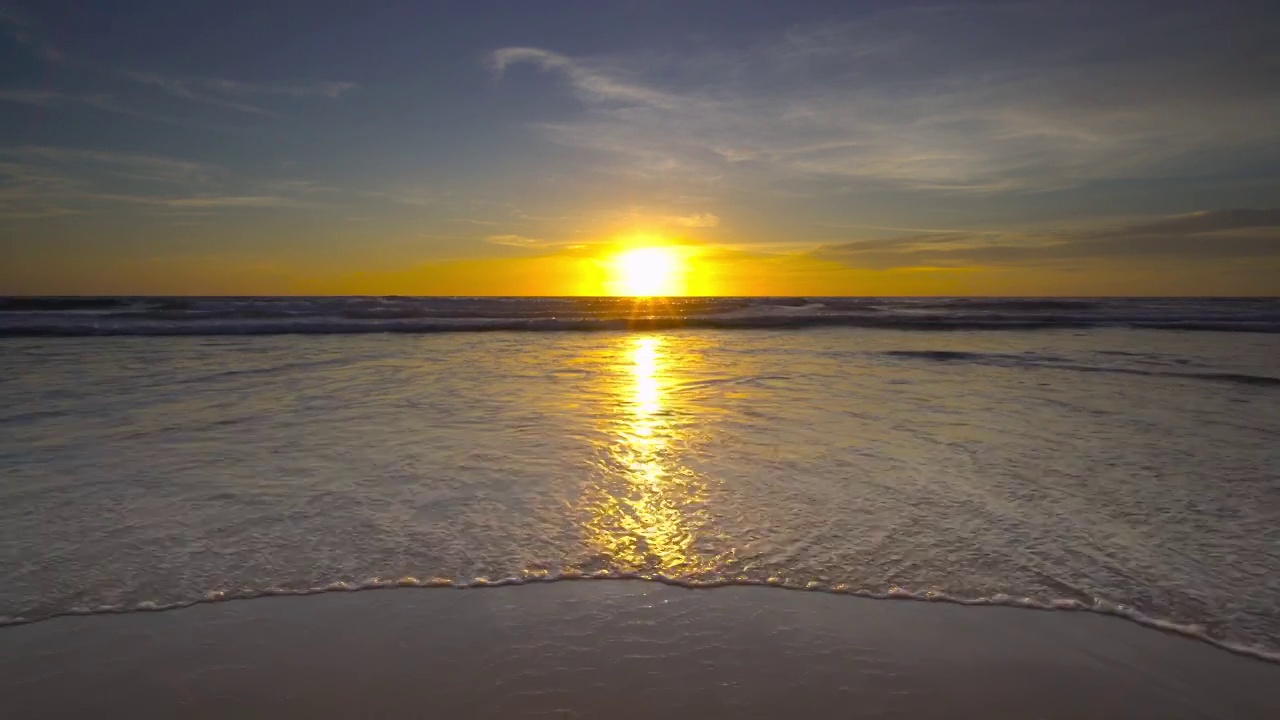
1, 318, 1278, 657
5, 582, 1278, 720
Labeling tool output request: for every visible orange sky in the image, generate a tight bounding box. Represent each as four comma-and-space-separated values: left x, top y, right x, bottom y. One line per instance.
7, 234, 1275, 297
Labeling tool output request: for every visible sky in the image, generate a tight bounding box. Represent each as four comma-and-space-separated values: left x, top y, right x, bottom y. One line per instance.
1, 0, 1278, 296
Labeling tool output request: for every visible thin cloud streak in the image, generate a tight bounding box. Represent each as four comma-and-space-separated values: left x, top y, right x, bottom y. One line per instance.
9, 146, 218, 184
490, 47, 674, 108
122, 73, 359, 117
2, 22, 357, 121
485, 234, 553, 248
203, 79, 357, 99
812, 209, 1280, 270
125, 72, 280, 117
492, 5, 1280, 194
0, 4, 62, 62
667, 212, 720, 228
0, 89, 167, 121
0, 146, 317, 219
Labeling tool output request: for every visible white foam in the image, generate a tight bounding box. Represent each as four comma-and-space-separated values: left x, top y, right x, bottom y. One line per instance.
3, 575, 1277, 665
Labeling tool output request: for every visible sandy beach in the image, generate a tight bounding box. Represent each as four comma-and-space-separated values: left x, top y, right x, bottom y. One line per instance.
2, 581, 1276, 719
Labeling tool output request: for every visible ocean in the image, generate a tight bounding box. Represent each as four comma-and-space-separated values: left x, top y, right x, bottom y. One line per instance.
1, 296, 1278, 663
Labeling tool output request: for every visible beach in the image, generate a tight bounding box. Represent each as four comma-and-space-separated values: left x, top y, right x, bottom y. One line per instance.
2, 581, 1278, 718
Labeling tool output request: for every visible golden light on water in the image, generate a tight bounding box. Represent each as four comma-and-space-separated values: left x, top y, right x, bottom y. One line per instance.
579, 335, 722, 574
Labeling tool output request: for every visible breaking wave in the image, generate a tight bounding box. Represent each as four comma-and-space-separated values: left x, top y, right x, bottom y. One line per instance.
2, 296, 1278, 336
3, 573, 1278, 665
882, 350, 1280, 386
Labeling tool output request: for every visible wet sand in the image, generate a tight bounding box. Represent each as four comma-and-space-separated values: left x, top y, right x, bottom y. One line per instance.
1, 581, 1276, 719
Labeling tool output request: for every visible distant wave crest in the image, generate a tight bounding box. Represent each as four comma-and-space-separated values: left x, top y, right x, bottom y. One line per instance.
2, 296, 1278, 336
882, 350, 1280, 386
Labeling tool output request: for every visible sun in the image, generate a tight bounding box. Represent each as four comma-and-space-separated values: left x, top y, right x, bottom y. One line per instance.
610, 247, 685, 296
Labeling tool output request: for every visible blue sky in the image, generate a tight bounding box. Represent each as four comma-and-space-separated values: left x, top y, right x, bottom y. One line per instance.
2, 0, 1278, 294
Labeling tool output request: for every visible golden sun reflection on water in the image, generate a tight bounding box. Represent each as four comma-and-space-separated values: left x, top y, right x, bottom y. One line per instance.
579, 335, 722, 576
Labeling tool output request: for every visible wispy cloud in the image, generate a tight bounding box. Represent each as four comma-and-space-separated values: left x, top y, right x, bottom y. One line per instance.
124, 72, 279, 117
1, 20, 356, 122
666, 212, 720, 228
0, 160, 78, 220
0, 5, 62, 62
10, 146, 217, 184
362, 185, 447, 207
126, 195, 297, 209
0, 206, 78, 220
1076, 209, 1280, 242
0, 88, 277, 132
485, 234, 553, 248
0, 145, 317, 220
123, 72, 359, 117
812, 209, 1280, 269
0, 89, 156, 119
492, 5, 1280, 194
258, 178, 343, 196
490, 47, 673, 108
0, 89, 73, 107
203, 79, 357, 99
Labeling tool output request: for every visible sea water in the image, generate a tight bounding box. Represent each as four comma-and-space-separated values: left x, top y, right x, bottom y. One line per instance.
1, 297, 1277, 659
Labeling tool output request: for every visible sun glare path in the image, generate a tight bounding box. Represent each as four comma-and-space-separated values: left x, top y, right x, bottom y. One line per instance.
611, 247, 684, 297
578, 335, 722, 574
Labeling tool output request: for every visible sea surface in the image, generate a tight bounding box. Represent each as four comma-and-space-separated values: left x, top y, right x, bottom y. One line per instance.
1, 297, 1278, 659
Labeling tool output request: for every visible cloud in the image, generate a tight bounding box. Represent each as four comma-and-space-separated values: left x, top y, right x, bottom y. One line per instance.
666, 212, 720, 228
0, 5, 62, 63
812, 209, 1280, 269
0, 146, 318, 220
0, 88, 279, 132
202, 79, 357, 99
490, 47, 674, 107
10, 146, 217, 184
134, 195, 296, 208
490, 5, 1280, 194
20, 72, 359, 119
126, 72, 357, 105
0, 89, 68, 107
258, 179, 343, 196
1077, 209, 1280, 241
367, 186, 444, 207
124, 72, 279, 116
485, 234, 552, 248
0, 89, 154, 119
1, 19, 354, 120
0, 206, 78, 220
2, 4, 354, 124
713, 147, 761, 163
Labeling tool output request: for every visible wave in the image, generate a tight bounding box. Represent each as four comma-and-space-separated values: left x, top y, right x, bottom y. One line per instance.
0, 297, 139, 312
903, 298, 1106, 312
882, 350, 1280, 386
1060, 366, 1280, 387
2, 573, 1277, 665
2, 296, 1279, 336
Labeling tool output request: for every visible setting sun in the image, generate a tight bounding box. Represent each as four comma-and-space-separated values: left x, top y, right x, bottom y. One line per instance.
610, 247, 685, 296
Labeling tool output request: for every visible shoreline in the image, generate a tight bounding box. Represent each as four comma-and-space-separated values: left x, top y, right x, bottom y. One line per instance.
3, 575, 1278, 666
2, 581, 1277, 719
